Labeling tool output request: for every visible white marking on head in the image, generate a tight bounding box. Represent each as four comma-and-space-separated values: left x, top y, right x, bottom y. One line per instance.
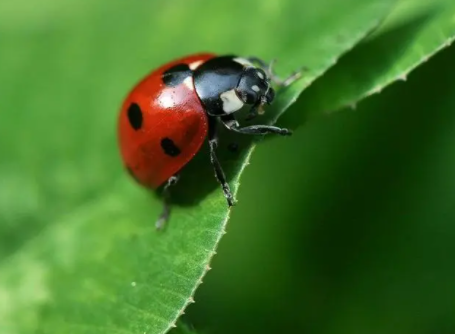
233, 57, 254, 67
220, 89, 244, 113
252, 85, 260, 92
183, 76, 194, 90
189, 60, 203, 70
257, 71, 264, 79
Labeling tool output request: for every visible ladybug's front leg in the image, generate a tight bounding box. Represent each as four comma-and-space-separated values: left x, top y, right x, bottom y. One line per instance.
221, 114, 292, 136
208, 117, 235, 207
156, 175, 179, 230
244, 100, 262, 121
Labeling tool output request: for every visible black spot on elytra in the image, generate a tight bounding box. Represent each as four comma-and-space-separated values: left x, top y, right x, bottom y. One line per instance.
161, 137, 181, 157
127, 103, 143, 130
162, 63, 192, 87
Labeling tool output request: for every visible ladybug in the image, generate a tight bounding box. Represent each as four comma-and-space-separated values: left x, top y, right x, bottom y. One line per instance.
117, 53, 302, 229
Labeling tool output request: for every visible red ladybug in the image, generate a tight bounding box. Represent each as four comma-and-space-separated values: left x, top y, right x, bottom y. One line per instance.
117, 53, 302, 229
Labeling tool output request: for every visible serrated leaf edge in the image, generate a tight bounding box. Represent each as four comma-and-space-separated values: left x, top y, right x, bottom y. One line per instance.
330, 35, 455, 113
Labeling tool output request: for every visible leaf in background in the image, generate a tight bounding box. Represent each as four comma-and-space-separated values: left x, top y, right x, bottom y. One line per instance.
286, 0, 455, 121
0, 0, 396, 333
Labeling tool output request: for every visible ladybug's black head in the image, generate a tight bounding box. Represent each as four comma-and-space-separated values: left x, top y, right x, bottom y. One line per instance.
236, 67, 275, 107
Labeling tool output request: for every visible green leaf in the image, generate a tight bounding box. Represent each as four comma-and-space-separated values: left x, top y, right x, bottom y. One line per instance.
290, 0, 455, 119
0, 1, 396, 333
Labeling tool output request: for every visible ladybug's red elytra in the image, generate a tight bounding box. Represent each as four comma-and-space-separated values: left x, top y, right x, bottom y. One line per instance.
117, 53, 302, 229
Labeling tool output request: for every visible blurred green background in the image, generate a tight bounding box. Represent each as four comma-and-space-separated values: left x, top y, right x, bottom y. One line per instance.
184, 44, 455, 334
1, 0, 455, 333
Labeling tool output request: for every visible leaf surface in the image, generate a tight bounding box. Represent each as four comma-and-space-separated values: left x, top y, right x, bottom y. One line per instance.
0, 1, 396, 333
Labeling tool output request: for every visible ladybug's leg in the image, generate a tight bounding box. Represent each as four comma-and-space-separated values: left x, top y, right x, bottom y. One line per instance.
208, 117, 235, 206
156, 175, 179, 230
220, 114, 292, 136
246, 56, 305, 88
276, 69, 305, 88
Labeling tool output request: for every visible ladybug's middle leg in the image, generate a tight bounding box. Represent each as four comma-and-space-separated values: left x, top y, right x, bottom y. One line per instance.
156, 174, 179, 230
208, 117, 235, 207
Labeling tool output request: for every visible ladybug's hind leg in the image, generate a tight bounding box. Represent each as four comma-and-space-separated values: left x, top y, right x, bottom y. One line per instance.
156, 175, 180, 230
